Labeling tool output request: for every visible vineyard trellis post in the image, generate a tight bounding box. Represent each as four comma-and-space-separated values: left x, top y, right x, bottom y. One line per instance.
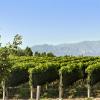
59, 70, 63, 100
2, 80, 6, 100
29, 71, 33, 100
87, 74, 91, 98
36, 85, 41, 100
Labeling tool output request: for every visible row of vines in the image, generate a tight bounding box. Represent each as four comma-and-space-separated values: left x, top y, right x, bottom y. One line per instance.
1, 55, 100, 99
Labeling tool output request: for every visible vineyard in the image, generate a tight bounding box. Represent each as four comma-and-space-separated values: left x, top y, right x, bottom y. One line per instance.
1, 55, 100, 100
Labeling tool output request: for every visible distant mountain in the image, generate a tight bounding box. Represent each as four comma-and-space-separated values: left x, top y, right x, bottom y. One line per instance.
31, 41, 100, 56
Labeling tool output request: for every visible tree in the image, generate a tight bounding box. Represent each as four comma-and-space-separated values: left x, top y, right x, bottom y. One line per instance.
24, 47, 33, 56
41, 52, 46, 57
0, 47, 12, 100
34, 51, 41, 57
16, 49, 25, 56
7, 34, 23, 56
12, 34, 22, 49
47, 52, 55, 57
0, 47, 11, 80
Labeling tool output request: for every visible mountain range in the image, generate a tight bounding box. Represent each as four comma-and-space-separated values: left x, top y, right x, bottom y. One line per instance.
31, 41, 100, 56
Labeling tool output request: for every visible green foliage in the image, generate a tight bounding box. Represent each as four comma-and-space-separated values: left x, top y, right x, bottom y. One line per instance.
24, 47, 33, 56
7, 34, 23, 56
29, 63, 60, 87
86, 63, 100, 85
60, 63, 83, 87
18, 87, 30, 99
34, 51, 41, 57
0, 47, 12, 81
16, 49, 25, 56
46, 52, 55, 57
34, 52, 55, 57
4, 55, 100, 88
41, 52, 46, 57
8, 61, 36, 87
12, 34, 22, 49
8, 68, 29, 87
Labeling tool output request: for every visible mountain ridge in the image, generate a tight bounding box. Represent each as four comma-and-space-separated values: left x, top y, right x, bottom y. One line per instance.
31, 40, 100, 56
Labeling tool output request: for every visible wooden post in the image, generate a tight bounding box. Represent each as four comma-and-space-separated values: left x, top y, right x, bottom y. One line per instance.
59, 71, 63, 100
36, 85, 41, 100
87, 83, 90, 98
30, 85, 33, 100
45, 84, 48, 91
2, 80, 6, 100
87, 75, 91, 98
29, 72, 33, 100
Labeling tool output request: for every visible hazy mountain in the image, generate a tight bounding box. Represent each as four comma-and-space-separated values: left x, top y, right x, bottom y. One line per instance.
31, 41, 100, 56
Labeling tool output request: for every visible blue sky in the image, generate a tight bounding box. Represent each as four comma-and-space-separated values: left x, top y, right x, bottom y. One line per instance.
0, 0, 100, 48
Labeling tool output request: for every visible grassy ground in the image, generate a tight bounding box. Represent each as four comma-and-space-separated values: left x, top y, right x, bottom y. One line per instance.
0, 98, 100, 100
37, 98, 99, 100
